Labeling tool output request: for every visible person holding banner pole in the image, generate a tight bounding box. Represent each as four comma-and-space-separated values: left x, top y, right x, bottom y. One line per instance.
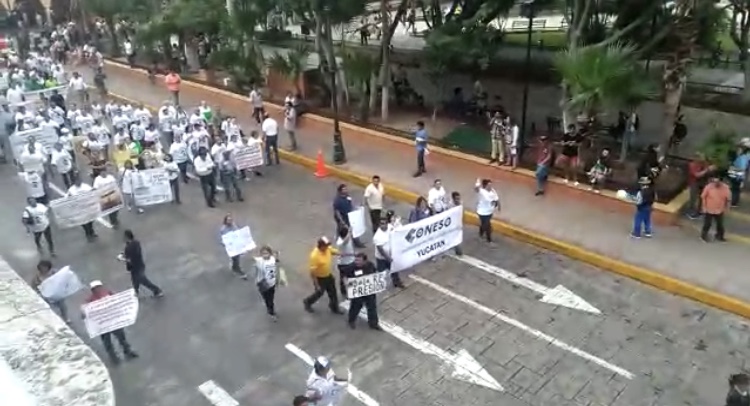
162, 154, 181, 204
83, 280, 139, 364
22, 197, 55, 256
254, 246, 284, 321
373, 217, 404, 289
31, 260, 68, 322
220, 214, 248, 279
93, 168, 121, 228
67, 176, 98, 242
474, 178, 500, 243
343, 253, 382, 330
449, 191, 464, 256
120, 229, 164, 297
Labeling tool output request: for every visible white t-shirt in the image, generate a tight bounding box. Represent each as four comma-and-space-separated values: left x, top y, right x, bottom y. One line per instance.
193, 155, 215, 176
336, 237, 355, 266
373, 228, 391, 260
134, 108, 151, 125
254, 256, 278, 287
77, 114, 95, 133
262, 117, 278, 137
163, 161, 179, 180
119, 168, 137, 194
51, 149, 73, 173
67, 183, 93, 196
250, 90, 263, 108
23, 203, 50, 233
69, 76, 85, 91
428, 186, 447, 213
93, 174, 117, 189
112, 114, 129, 130
169, 142, 189, 163
23, 172, 45, 198
476, 188, 499, 216
20, 150, 47, 173
363, 183, 384, 210
7, 87, 23, 105
144, 129, 160, 143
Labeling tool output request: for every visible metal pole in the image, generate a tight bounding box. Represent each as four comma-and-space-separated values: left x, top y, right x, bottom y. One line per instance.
519, 10, 533, 157
325, 9, 347, 164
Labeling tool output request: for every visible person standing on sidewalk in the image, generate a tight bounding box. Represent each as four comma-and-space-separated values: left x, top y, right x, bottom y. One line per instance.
630, 177, 655, 239
261, 112, 280, 166
535, 135, 552, 196
119, 229, 164, 297
413, 121, 428, 177
474, 179, 499, 242
284, 99, 298, 151
83, 280, 139, 365
687, 152, 712, 219
488, 111, 504, 165
363, 175, 385, 233
220, 214, 249, 279
728, 144, 750, 207
303, 237, 344, 314
250, 85, 265, 124
165, 70, 182, 106
700, 175, 730, 242
558, 124, 582, 185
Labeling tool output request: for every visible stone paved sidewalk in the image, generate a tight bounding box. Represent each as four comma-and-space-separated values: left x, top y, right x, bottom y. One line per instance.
85, 63, 750, 307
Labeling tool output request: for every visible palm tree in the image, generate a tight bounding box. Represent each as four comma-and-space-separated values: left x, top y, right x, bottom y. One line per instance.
341, 49, 379, 121
267, 43, 311, 97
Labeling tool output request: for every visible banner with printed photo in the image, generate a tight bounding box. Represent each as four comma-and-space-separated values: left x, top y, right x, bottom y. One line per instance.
10, 126, 59, 161
346, 271, 388, 299
133, 168, 173, 206
49, 190, 101, 228
389, 206, 464, 272
97, 183, 124, 216
221, 226, 257, 257
82, 289, 139, 338
38, 266, 84, 302
234, 143, 264, 170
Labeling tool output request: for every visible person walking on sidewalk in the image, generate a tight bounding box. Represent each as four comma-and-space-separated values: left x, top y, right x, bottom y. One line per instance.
474, 178, 499, 243
363, 175, 385, 233
630, 177, 655, 239
165, 70, 182, 106
535, 135, 552, 196
220, 214, 248, 279
303, 237, 344, 314
250, 85, 265, 124
413, 121, 428, 177
700, 175, 730, 242
687, 152, 712, 219
284, 99, 299, 151
83, 280, 139, 365
119, 230, 165, 297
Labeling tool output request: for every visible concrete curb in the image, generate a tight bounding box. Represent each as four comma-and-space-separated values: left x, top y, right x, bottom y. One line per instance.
105, 89, 750, 320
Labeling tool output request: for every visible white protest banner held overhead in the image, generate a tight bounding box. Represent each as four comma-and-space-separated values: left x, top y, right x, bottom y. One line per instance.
133, 168, 173, 206
82, 289, 139, 339
221, 226, 257, 257
346, 271, 388, 299
347, 207, 366, 238
234, 143, 264, 170
38, 266, 83, 302
390, 205, 463, 272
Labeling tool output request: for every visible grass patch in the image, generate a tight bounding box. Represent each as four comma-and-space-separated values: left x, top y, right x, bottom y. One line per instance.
441, 125, 490, 155
503, 31, 568, 49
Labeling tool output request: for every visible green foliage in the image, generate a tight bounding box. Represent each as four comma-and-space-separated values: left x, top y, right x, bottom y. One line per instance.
284, 0, 367, 25
158, 0, 227, 37
268, 43, 312, 85
208, 43, 265, 89
700, 126, 738, 169
555, 43, 656, 115
341, 48, 378, 89
424, 21, 503, 70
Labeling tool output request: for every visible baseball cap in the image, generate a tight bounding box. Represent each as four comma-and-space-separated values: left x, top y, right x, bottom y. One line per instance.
89, 280, 103, 288
319, 236, 330, 245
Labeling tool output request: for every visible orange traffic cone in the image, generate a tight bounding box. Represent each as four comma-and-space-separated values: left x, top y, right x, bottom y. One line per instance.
314, 149, 329, 178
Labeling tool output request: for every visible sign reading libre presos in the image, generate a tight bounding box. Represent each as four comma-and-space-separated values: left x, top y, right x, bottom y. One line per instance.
390, 205, 463, 272
346, 271, 388, 299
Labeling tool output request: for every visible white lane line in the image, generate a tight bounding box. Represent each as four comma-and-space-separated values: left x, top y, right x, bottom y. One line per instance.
409, 275, 635, 379
47, 182, 114, 229
186, 172, 225, 191
450, 254, 601, 314
197, 380, 239, 406
285, 343, 380, 406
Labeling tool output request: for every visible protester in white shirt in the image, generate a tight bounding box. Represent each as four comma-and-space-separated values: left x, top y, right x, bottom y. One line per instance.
372, 217, 404, 288
119, 160, 143, 213
6, 84, 24, 105
306, 357, 348, 406
427, 179, 448, 214
77, 110, 95, 134
93, 168, 122, 227
22, 197, 54, 255
50, 143, 74, 188
261, 113, 279, 165
189, 111, 204, 127
254, 245, 281, 320
23, 170, 47, 202
20, 142, 47, 173
67, 177, 98, 241
120, 104, 134, 122
159, 104, 176, 142
143, 123, 161, 149
134, 105, 151, 126
68, 72, 86, 105
168, 135, 189, 183
335, 225, 355, 298
112, 110, 129, 131
363, 175, 385, 233
210, 137, 226, 163
474, 178, 499, 243
162, 154, 181, 204
284, 101, 298, 150
193, 147, 217, 207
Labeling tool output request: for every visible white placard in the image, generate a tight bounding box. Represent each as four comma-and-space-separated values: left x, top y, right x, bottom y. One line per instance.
390, 205, 464, 272
133, 168, 173, 206
98, 183, 124, 216
346, 271, 388, 299
10, 126, 59, 160
234, 143, 264, 170
82, 289, 139, 338
38, 266, 83, 302
49, 190, 101, 228
221, 226, 257, 257
347, 207, 366, 238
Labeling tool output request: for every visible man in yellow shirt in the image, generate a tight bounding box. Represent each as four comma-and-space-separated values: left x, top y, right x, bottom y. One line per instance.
303, 237, 344, 314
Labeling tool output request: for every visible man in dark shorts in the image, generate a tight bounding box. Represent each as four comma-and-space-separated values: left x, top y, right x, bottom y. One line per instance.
557, 124, 583, 186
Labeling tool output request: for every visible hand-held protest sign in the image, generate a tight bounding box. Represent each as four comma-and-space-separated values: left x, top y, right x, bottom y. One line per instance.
389, 205, 464, 272
38, 266, 83, 302
50, 190, 101, 228
98, 183, 124, 216
222, 226, 257, 257
234, 144, 264, 170
346, 272, 388, 299
82, 289, 139, 339
347, 207, 366, 238
133, 168, 173, 206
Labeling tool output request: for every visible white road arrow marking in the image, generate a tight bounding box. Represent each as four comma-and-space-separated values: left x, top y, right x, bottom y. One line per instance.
450, 254, 601, 314
340, 301, 504, 392
285, 343, 380, 406
409, 275, 634, 379
197, 380, 239, 406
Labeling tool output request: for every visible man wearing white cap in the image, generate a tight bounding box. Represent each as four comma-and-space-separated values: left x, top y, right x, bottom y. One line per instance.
84, 280, 139, 364
306, 356, 349, 406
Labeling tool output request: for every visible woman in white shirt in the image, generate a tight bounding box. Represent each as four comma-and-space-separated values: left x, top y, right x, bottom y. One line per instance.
474, 178, 499, 242
119, 160, 143, 213
22, 197, 55, 256
427, 179, 448, 214
162, 154, 181, 204
254, 245, 282, 320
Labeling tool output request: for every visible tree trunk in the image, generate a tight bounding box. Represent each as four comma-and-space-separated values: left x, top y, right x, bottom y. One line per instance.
359, 82, 370, 121
379, 0, 391, 121
105, 18, 120, 57
368, 73, 378, 112
661, 64, 685, 155
184, 40, 200, 72
742, 48, 750, 101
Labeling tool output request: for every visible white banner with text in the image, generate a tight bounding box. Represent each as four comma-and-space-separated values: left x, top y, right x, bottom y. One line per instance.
389, 206, 463, 272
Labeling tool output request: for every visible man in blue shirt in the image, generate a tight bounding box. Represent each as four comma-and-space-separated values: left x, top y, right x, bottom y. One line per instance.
333, 184, 365, 248
414, 121, 428, 177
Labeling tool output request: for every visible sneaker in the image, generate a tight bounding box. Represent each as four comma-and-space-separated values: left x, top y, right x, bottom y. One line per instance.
630, 234, 641, 239
154, 291, 165, 298
687, 214, 700, 220
535, 191, 544, 196
303, 301, 314, 313
369, 324, 383, 331
137, 208, 144, 214
701, 236, 710, 243
270, 314, 278, 322
124, 351, 139, 360
644, 233, 653, 238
